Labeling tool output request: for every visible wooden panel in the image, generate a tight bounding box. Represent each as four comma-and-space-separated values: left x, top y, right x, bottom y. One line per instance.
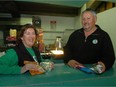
106, 2, 113, 10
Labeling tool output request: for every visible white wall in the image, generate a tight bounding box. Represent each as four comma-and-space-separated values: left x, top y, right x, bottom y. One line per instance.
41, 16, 75, 31
96, 7, 116, 55
74, 4, 87, 29
40, 16, 75, 45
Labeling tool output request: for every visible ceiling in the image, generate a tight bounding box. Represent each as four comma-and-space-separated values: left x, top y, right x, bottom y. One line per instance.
0, 0, 89, 18
0, 0, 116, 18
15, 0, 89, 8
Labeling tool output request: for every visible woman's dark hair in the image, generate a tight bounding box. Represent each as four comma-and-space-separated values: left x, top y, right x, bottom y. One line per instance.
17, 24, 38, 43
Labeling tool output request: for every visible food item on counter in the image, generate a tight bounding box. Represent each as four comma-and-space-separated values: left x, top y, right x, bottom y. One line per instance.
24, 61, 45, 75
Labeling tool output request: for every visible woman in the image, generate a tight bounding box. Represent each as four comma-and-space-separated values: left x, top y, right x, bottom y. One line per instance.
0, 24, 42, 74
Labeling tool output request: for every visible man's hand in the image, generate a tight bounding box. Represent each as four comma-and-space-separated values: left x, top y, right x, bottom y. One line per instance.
68, 60, 82, 68
97, 61, 106, 73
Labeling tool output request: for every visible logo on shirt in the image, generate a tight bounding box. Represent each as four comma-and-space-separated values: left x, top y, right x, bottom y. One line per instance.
92, 39, 98, 44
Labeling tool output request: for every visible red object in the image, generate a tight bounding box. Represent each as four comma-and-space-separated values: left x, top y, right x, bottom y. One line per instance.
6, 36, 16, 41
38, 42, 44, 52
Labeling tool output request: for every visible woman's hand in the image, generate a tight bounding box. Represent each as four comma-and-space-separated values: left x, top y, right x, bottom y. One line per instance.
67, 59, 82, 68
21, 63, 38, 74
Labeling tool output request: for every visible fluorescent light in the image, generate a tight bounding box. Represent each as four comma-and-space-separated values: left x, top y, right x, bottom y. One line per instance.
51, 50, 64, 55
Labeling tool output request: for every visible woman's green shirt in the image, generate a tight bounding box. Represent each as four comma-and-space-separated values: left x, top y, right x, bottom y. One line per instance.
0, 48, 38, 74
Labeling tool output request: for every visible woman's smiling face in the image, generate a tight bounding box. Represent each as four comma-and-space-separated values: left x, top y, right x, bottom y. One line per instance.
21, 28, 36, 48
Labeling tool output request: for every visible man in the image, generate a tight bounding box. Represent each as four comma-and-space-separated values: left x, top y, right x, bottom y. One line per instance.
63, 8, 115, 73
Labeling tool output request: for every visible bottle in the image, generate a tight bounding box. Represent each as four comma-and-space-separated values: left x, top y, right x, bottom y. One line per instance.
55, 36, 63, 50
51, 36, 64, 55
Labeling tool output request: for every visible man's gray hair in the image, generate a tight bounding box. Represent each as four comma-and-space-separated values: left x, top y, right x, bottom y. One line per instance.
82, 8, 97, 17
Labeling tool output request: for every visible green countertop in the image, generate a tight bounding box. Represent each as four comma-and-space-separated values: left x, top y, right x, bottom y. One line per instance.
0, 62, 116, 86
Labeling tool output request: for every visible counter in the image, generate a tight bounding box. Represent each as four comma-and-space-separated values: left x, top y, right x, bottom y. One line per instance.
0, 62, 116, 86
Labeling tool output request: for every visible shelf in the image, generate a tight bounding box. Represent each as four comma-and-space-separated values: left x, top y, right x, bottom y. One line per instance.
43, 31, 64, 33
44, 39, 56, 40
